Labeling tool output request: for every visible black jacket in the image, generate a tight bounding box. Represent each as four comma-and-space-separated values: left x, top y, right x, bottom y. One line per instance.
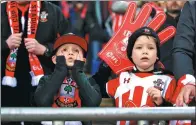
172, 1, 196, 80
1, 1, 70, 107
34, 56, 102, 125
159, 13, 180, 72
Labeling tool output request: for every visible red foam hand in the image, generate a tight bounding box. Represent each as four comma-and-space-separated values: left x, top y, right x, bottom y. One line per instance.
147, 2, 176, 45
99, 2, 176, 74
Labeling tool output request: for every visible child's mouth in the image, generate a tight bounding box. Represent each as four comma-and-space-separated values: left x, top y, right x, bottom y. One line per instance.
141, 57, 149, 60
68, 57, 73, 59
67, 57, 74, 61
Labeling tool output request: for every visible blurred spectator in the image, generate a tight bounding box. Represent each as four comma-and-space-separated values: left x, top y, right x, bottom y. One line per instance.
165, 1, 185, 27
50, 1, 60, 6
171, 2, 196, 124
154, 1, 166, 11
1, 1, 69, 125
159, 1, 185, 72
85, 1, 112, 75
61, 1, 89, 37
172, 1, 196, 106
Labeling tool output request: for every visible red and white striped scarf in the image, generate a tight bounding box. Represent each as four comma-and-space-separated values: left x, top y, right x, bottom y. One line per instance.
2, 1, 44, 87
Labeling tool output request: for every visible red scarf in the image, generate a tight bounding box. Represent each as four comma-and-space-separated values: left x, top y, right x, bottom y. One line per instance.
2, 1, 44, 87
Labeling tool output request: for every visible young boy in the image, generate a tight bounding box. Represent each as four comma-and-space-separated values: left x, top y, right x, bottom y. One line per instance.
34, 33, 102, 125
106, 27, 176, 125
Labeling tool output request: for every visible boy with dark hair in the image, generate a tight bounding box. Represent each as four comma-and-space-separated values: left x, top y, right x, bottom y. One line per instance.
34, 33, 102, 125
106, 27, 176, 125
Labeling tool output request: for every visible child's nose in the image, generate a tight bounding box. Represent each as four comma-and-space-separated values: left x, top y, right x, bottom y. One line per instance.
142, 48, 148, 54
68, 50, 74, 55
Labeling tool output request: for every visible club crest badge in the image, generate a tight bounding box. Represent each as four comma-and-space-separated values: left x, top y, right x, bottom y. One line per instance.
40, 11, 48, 22
153, 79, 164, 91
144, 28, 151, 34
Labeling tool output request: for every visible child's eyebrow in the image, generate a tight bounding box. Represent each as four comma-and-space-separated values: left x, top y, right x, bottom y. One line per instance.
72, 47, 79, 50
135, 43, 154, 45
134, 44, 143, 45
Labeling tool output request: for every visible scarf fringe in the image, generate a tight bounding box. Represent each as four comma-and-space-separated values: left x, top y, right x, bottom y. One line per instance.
31, 75, 43, 86
2, 76, 17, 87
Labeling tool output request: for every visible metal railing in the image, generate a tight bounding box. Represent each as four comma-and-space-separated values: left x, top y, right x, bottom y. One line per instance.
1, 107, 195, 125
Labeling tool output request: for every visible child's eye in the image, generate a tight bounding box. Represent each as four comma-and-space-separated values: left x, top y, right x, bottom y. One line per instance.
61, 48, 67, 53
136, 47, 142, 49
73, 49, 79, 53
148, 47, 154, 50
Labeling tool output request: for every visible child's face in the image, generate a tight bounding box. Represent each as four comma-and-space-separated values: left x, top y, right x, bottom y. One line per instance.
53, 43, 84, 67
131, 35, 158, 71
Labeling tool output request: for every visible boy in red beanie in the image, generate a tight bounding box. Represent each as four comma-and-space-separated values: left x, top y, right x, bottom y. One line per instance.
106, 27, 177, 125
34, 33, 101, 125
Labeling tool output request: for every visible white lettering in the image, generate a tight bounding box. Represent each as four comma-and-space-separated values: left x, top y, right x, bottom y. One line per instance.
32, 65, 42, 71
121, 36, 129, 46
27, 18, 31, 34
106, 52, 118, 64
122, 30, 132, 46
123, 30, 132, 37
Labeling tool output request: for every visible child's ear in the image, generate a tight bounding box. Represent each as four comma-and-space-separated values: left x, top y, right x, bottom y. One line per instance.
52, 55, 57, 64
156, 57, 159, 60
